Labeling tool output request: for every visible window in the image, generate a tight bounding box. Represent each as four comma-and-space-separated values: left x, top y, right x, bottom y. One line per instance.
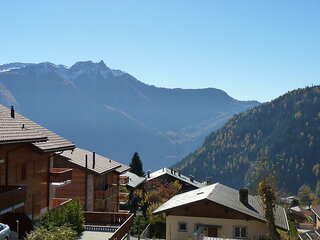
233, 226, 247, 238
178, 222, 187, 232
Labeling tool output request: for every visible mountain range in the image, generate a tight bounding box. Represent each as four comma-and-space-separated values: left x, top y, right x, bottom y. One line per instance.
0, 61, 259, 170
173, 86, 320, 193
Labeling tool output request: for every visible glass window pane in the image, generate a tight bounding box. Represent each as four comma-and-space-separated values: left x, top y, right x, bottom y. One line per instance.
241, 227, 247, 237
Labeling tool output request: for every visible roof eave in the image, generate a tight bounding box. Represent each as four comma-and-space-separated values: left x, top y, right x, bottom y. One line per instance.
0, 137, 48, 145
40, 144, 76, 153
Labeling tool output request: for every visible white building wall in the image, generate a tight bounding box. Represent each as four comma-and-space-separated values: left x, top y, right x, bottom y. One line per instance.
166, 215, 269, 240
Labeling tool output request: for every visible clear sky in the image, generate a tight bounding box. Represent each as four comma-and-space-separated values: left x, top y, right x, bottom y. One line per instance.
1, 0, 320, 102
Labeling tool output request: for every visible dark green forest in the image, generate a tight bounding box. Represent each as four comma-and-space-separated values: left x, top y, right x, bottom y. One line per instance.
173, 86, 320, 193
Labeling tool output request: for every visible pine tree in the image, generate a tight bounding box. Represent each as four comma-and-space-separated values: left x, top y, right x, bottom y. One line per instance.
130, 152, 144, 177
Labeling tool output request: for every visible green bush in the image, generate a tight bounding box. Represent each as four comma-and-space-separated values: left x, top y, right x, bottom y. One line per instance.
26, 226, 78, 240
36, 199, 85, 234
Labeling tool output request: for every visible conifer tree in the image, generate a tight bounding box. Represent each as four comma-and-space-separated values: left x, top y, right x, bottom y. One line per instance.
130, 152, 144, 177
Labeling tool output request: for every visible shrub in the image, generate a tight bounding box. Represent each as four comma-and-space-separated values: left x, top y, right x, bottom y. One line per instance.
36, 199, 85, 234
26, 226, 78, 240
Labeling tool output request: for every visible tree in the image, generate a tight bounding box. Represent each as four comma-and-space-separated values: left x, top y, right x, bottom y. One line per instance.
298, 185, 312, 206
130, 152, 144, 177
258, 174, 280, 240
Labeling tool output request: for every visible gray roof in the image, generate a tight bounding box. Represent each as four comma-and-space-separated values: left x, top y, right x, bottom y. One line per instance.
153, 183, 289, 231
147, 168, 204, 189
311, 205, 320, 218
61, 147, 130, 175
0, 105, 75, 151
0, 108, 47, 144
121, 171, 146, 188
299, 230, 320, 240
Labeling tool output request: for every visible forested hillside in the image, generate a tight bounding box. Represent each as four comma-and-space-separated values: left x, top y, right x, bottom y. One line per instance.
173, 86, 320, 193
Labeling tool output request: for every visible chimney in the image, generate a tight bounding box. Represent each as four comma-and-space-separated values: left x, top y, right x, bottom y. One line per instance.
170, 168, 173, 174
92, 152, 96, 169
147, 170, 150, 178
189, 175, 194, 182
239, 188, 249, 204
206, 177, 212, 185
10, 106, 15, 118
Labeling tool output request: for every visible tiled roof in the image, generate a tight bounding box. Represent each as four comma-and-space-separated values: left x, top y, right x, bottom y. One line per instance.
121, 171, 146, 188
60, 147, 130, 175
299, 229, 320, 240
311, 205, 320, 218
153, 183, 289, 231
147, 168, 204, 189
0, 108, 47, 144
0, 105, 75, 152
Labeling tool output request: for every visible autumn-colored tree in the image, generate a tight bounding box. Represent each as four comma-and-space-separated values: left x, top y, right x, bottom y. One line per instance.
258, 174, 280, 240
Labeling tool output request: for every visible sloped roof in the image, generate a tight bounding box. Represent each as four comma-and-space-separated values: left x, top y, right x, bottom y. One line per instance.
153, 183, 289, 231
0, 108, 47, 144
60, 147, 130, 175
299, 229, 320, 240
121, 171, 146, 188
0, 105, 75, 152
311, 205, 320, 218
147, 168, 204, 189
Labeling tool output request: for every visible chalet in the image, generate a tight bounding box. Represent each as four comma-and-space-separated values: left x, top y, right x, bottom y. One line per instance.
311, 206, 320, 229
53, 147, 131, 212
0, 105, 75, 234
120, 171, 146, 210
153, 183, 289, 240
146, 168, 204, 192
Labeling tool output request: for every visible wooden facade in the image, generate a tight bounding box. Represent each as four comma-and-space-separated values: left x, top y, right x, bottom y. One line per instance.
53, 155, 121, 212
0, 143, 50, 219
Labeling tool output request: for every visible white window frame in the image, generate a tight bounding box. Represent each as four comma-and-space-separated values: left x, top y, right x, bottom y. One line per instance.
233, 225, 248, 238
178, 222, 187, 232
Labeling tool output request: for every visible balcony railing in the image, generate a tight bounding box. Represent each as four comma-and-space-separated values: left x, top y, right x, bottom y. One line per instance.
0, 185, 26, 215
50, 168, 72, 184
118, 192, 129, 204
119, 176, 129, 185
51, 198, 72, 209
95, 185, 117, 200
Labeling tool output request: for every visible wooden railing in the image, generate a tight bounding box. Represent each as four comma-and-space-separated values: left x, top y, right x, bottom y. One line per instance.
0, 185, 26, 213
84, 212, 133, 240
95, 185, 117, 199
118, 192, 129, 204
119, 176, 129, 185
109, 214, 134, 240
51, 198, 72, 209
84, 212, 132, 226
50, 168, 72, 183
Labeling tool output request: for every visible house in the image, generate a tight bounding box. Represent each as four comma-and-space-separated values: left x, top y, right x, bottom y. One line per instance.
146, 168, 204, 192
0, 105, 75, 234
53, 147, 130, 212
153, 183, 289, 240
120, 171, 146, 210
311, 206, 320, 229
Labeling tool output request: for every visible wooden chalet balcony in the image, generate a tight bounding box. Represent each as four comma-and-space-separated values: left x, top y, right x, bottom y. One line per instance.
0, 185, 26, 215
84, 212, 134, 240
95, 185, 117, 200
50, 168, 72, 185
118, 192, 129, 204
119, 176, 129, 185
51, 198, 72, 209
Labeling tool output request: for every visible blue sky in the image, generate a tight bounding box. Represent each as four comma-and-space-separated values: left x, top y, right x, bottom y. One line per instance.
1, 0, 319, 102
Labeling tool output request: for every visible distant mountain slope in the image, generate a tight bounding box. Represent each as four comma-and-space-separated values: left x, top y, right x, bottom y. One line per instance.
173, 86, 320, 193
0, 61, 259, 170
